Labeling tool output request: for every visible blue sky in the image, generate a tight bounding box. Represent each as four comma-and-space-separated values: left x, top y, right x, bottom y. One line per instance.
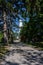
12, 15, 29, 33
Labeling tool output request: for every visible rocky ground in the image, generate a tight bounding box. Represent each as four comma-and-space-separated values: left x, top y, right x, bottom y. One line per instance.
0, 42, 43, 65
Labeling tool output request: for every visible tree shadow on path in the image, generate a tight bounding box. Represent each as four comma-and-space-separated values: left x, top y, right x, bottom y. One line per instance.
6, 61, 19, 65
0, 42, 43, 65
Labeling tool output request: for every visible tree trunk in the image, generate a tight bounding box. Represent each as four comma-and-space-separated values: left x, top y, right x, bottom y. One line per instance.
7, 17, 13, 43
3, 11, 8, 44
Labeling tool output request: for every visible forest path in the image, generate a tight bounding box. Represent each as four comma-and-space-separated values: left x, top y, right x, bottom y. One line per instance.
0, 42, 43, 65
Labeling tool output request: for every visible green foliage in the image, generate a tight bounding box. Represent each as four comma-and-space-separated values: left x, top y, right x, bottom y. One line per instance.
20, 0, 43, 43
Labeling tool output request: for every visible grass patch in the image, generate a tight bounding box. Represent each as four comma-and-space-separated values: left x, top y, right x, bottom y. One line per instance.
0, 45, 8, 59
0, 32, 3, 43
25, 42, 43, 50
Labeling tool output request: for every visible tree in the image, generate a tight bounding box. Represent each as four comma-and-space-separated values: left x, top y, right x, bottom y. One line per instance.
20, 0, 43, 42
0, 0, 15, 43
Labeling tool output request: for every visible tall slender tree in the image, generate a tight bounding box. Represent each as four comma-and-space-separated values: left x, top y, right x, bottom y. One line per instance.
0, 0, 15, 43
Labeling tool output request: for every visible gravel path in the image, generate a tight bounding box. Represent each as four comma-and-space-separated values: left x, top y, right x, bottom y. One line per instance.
0, 42, 43, 65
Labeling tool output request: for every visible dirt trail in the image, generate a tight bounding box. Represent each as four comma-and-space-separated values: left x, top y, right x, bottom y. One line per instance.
0, 42, 43, 65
